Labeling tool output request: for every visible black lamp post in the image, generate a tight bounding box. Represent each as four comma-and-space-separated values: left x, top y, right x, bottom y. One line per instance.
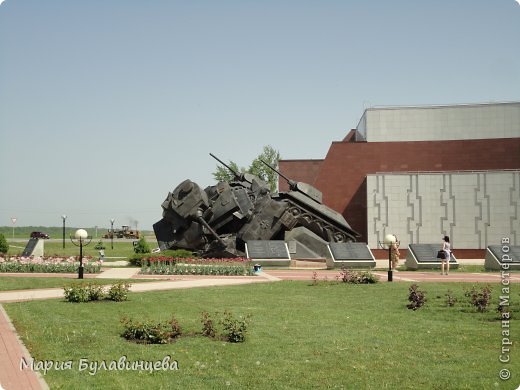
110, 218, 115, 250
61, 215, 67, 249
379, 234, 397, 282
70, 229, 92, 279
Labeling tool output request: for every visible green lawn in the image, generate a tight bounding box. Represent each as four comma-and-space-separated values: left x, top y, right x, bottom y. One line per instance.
6, 239, 155, 259
4, 281, 519, 389
0, 226, 153, 240
0, 276, 152, 291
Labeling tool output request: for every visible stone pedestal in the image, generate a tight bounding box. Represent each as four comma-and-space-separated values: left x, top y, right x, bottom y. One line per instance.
21, 238, 44, 257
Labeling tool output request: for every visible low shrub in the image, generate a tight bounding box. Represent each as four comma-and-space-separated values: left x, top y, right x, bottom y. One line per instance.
201, 311, 216, 338
121, 317, 181, 344
465, 285, 492, 312
220, 310, 251, 343
94, 240, 106, 250
86, 283, 105, 301
133, 237, 151, 254
63, 282, 131, 303
128, 254, 147, 267
339, 268, 379, 284
107, 282, 131, 302
445, 289, 457, 307
407, 284, 426, 310
169, 317, 183, 339
311, 271, 319, 285
63, 283, 91, 303
121, 316, 182, 344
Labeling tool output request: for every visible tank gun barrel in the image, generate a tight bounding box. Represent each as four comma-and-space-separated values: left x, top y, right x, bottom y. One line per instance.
196, 209, 226, 248
260, 159, 297, 190
209, 153, 243, 180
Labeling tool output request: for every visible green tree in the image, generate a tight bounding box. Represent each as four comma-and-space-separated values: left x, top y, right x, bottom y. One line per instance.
0, 233, 9, 254
249, 145, 281, 192
212, 161, 246, 183
133, 236, 151, 254
211, 145, 281, 192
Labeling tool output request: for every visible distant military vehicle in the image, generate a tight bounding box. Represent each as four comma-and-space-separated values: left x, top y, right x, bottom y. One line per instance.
104, 225, 140, 239
153, 154, 359, 258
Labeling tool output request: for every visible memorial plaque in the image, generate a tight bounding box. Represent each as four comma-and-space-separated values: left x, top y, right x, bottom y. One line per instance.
21, 238, 39, 257
405, 244, 458, 270
409, 244, 456, 263
329, 242, 373, 260
326, 242, 375, 269
246, 240, 289, 259
488, 246, 520, 263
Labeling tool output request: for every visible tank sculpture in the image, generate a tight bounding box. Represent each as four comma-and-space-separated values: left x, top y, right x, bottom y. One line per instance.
153, 154, 360, 258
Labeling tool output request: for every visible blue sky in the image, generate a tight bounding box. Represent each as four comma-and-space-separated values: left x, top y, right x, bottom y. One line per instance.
0, 0, 519, 231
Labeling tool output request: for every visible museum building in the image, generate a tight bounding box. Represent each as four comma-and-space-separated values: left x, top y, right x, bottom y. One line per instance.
279, 102, 520, 257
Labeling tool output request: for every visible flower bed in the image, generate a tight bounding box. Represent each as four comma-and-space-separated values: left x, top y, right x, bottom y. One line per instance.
0, 256, 102, 274
140, 257, 254, 276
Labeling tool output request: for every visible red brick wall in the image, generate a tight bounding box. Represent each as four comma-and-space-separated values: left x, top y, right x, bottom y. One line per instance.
278, 159, 323, 192
295, 137, 520, 242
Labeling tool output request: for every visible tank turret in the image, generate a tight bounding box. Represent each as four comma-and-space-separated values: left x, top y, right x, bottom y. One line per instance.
260, 159, 359, 242
210, 153, 270, 199
260, 159, 322, 203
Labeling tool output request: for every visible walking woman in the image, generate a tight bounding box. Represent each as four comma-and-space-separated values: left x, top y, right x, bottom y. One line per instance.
441, 236, 451, 275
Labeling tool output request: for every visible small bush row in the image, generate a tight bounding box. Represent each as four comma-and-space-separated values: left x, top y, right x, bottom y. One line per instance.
311, 269, 379, 285
0, 255, 101, 274
0, 262, 101, 274
121, 316, 182, 344
339, 268, 379, 284
407, 284, 502, 313
128, 249, 196, 266
121, 310, 251, 344
63, 282, 131, 303
141, 262, 253, 276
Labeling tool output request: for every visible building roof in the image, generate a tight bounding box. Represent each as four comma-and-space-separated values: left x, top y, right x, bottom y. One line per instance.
356, 101, 520, 143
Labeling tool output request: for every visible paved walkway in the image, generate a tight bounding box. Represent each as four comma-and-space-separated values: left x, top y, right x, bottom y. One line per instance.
0, 306, 48, 390
95, 267, 138, 279
0, 264, 517, 389
266, 269, 520, 283
0, 271, 274, 303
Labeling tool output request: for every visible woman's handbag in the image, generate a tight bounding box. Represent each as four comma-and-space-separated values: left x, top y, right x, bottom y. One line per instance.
436, 250, 446, 259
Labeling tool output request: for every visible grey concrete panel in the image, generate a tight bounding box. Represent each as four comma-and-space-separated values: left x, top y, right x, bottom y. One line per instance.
484, 246, 520, 271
